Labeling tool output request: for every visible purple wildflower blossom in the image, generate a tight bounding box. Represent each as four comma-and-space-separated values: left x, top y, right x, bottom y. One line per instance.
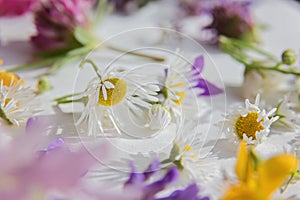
125, 160, 209, 200
190, 55, 223, 96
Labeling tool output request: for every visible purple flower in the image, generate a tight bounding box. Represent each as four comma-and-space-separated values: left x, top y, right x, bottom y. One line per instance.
125, 160, 209, 200
190, 55, 223, 96
204, 0, 255, 43
0, 0, 39, 16
31, 0, 94, 51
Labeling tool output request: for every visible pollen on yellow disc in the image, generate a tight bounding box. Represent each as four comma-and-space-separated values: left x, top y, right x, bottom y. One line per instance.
98, 78, 127, 106
235, 112, 264, 140
172, 91, 185, 105
0, 70, 23, 87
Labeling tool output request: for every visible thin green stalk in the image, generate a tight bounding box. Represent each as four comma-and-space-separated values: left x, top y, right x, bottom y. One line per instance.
80, 58, 102, 80
106, 45, 165, 62
54, 92, 83, 102
56, 99, 84, 104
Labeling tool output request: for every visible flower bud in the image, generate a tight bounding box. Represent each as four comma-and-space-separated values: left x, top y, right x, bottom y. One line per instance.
36, 76, 51, 94
281, 49, 297, 65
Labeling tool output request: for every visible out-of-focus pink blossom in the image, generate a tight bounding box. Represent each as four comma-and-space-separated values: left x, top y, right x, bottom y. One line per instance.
0, 132, 108, 200
0, 0, 39, 16
31, 0, 95, 51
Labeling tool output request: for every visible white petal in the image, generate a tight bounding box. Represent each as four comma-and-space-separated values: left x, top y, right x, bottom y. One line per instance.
102, 85, 107, 101
104, 81, 115, 89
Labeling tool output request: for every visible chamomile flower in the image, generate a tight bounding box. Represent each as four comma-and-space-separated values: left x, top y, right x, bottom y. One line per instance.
0, 71, 40, 126
163, 120, 220, 184
158, 54, 222, 119
223, 94, 279, 145
65, 59, 160, 136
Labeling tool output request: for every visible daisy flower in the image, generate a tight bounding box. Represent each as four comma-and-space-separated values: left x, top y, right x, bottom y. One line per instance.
162, 120, 220, 184
0, 71, 40, 126
157, 54, 223, 120
223, 94, 279, 145
57, 59, 160, 136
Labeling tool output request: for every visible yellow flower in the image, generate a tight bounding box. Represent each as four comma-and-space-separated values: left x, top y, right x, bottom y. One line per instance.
221, 141, 298, 200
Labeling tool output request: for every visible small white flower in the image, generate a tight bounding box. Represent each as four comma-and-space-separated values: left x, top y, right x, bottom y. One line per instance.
167, 120, 220, 183
76, 63, 160, 136
0, 79, 40, 126
147, 104, 171, 130
223, 94, 279, 145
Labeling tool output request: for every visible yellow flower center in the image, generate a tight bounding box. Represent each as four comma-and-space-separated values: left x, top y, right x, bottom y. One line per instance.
183, 144, 192, 152
98, 78, 127, 106
0, 70, 23, 87
235, 112, 264, 140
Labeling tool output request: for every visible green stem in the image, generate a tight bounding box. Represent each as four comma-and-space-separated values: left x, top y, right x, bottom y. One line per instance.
220, 36, 278, 61
105, 45, 165, 62
54, 92, 83, 102
9, 57, 60, 72
246, 63, 300, 75
80, 59, 102, 80
56, 99, 84, 104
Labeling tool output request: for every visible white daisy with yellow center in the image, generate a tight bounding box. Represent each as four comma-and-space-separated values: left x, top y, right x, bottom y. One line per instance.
0, 71, 40, 126
224, 94, 279, 145
75, 60, 160, 136
163, 121, 220, 184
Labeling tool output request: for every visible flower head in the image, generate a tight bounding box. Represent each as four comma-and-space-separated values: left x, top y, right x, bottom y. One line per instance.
221, 141, 298, 200
159, 54, 222, 118
166, 121, 220, 183
0, 71, 40, 126
31, 0, 94, 51
0, 0, 39, 16
204, 0, 256, 43
223, 94, 279, 145
64, 59, 160, 136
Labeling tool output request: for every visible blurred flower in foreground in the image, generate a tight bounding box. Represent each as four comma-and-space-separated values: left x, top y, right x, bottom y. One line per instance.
0, 71, 40, 126
109, 0, 158, 14
223, 94, 279, 145
221, 141, 298, 200
0, 0, 39, 16
0, 133, 109, 200
125, 160, 209, 200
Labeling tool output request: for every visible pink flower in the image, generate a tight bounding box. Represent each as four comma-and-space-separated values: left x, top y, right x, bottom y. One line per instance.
0, 0, 39, 16
31, 0, 95, 51
0, 133, 108, 200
